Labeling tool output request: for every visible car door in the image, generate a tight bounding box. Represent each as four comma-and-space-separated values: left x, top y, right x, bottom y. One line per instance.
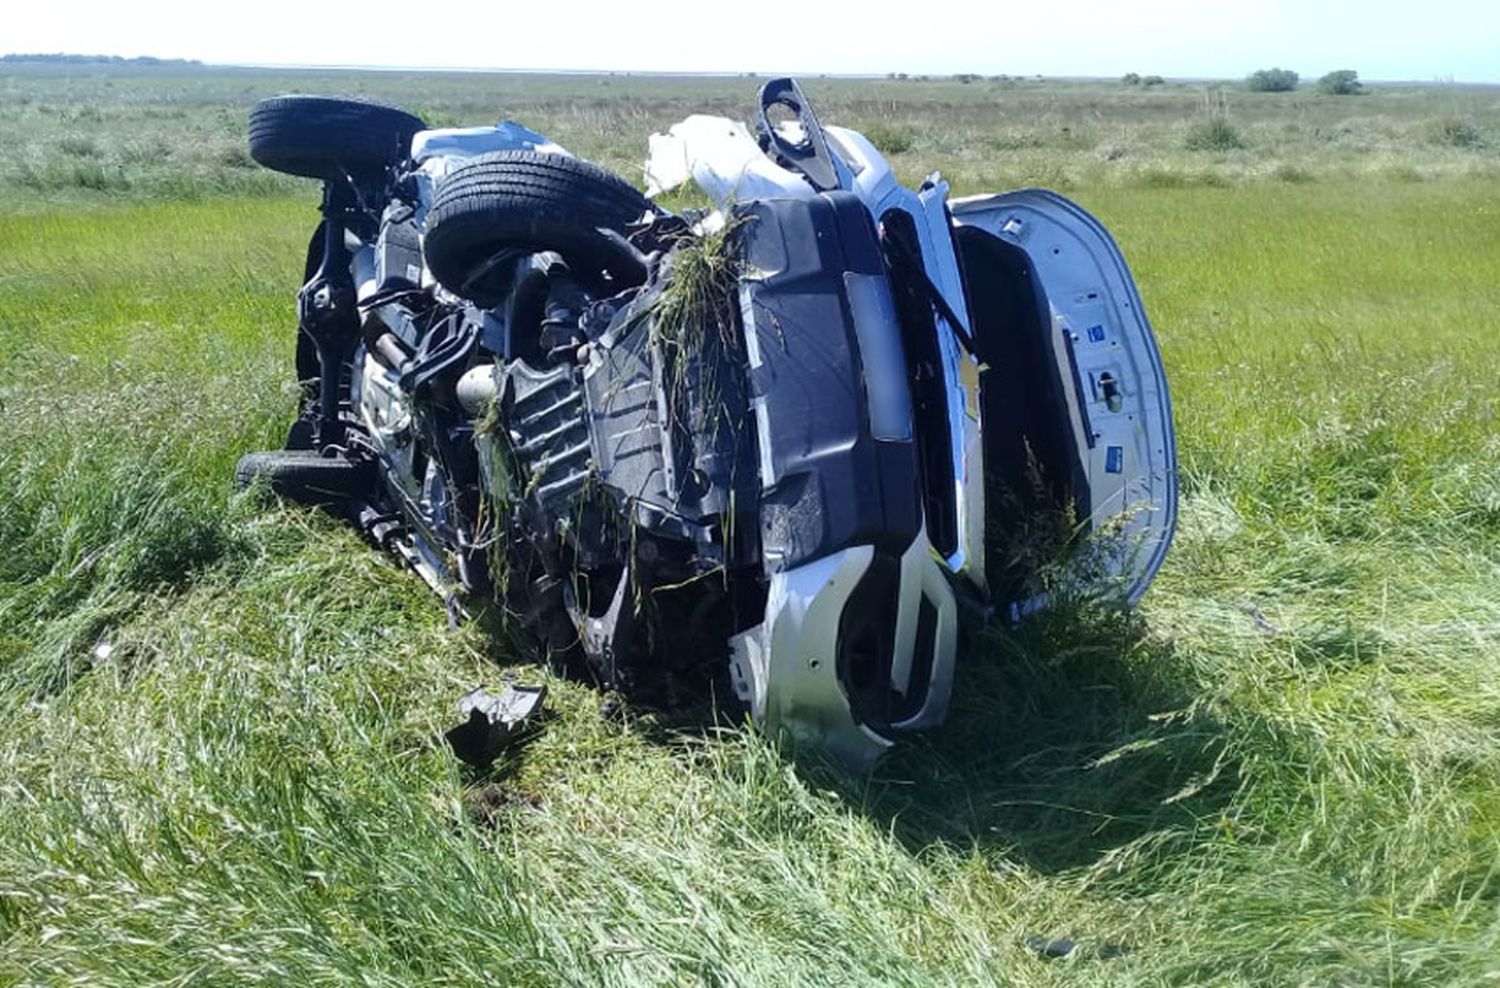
949, 189, 1177, 608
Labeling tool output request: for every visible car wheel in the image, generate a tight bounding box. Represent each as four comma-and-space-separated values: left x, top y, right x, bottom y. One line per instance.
234, 450, 373, 506
422, 150, 653, 298
248, 95, 426, 180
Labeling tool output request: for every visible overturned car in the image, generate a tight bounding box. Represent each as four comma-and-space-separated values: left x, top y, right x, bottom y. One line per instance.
236, 79, 1176, 767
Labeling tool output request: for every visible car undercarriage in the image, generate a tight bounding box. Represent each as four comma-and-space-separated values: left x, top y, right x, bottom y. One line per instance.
235, 78, 1177, 767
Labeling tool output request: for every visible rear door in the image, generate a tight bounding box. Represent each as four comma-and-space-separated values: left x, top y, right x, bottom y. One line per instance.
950, 189, 1177, 606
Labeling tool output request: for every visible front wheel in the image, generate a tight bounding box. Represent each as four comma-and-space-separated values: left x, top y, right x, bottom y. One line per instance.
422, 150, 653, 298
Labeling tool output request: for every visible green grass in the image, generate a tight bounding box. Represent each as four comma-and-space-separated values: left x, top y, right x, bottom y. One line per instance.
2, 67, 1500, 985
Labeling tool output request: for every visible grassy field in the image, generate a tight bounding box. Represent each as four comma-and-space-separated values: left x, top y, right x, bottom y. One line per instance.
2, 64, 1500, 985
3, 63, 1499, 204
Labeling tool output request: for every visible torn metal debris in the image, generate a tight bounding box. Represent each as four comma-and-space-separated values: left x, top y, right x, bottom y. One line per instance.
444, 684, 547, 766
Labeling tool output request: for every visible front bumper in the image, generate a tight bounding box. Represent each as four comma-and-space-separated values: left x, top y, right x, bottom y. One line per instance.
727, 191, 960, 766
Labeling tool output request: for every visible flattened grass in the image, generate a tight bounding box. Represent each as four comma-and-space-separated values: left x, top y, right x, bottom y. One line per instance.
1, 177, 1499, 984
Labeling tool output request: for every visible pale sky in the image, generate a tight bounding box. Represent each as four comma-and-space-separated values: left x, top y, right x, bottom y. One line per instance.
6, 0, 1499, 83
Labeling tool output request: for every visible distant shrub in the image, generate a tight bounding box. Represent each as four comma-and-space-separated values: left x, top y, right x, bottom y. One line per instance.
953, 73, 982, 85
1121, 72, 1142, 86
860, 122, 916, 155
60, 105, 103, 124
68, 162, 130, 192
16, 161, 133, 193
1142, 75, 1166, 87
57, 136, 100, 158
119, 138, 171, 165
981, 131, 1045, 151
1318, 70, 1363, 95
1095, 140, 1141, 162
1186, 118, 1248, 150
1055, 125, 1097, 151
1426, 115, 1485, 149
0, 52, 201, 66
1380, 162, 1423, 182
1132, 165, 1191, 188
1272, 162, 1315, 183
1247, 68, 1299, 92
217, 145, 256, 169
1185, 87, 1247, 150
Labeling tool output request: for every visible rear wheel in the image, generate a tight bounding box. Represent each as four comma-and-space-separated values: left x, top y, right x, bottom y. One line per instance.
248, 95, 426, 180
422, 150, 653, 298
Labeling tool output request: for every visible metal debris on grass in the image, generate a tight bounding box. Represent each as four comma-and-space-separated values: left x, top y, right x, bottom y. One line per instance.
444, 683, 548, 766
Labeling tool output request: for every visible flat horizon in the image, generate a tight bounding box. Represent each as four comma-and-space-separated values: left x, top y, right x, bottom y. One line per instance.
3, 53, 1496, 88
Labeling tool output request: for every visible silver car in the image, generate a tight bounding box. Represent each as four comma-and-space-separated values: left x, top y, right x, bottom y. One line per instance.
236, 78, 1176, 768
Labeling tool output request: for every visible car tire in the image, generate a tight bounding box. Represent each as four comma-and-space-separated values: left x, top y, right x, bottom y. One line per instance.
234, 450, 373, 506
422, 150, 653, 298
248, 95, 426, 180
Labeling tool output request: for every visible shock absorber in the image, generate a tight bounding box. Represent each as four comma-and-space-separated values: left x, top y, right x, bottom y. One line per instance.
297, 181, 363, 448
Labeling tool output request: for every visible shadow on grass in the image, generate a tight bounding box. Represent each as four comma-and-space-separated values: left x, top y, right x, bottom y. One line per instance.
469, 586, 1235, 876
850, 601, 1235, 874
471, 588, 751, 743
